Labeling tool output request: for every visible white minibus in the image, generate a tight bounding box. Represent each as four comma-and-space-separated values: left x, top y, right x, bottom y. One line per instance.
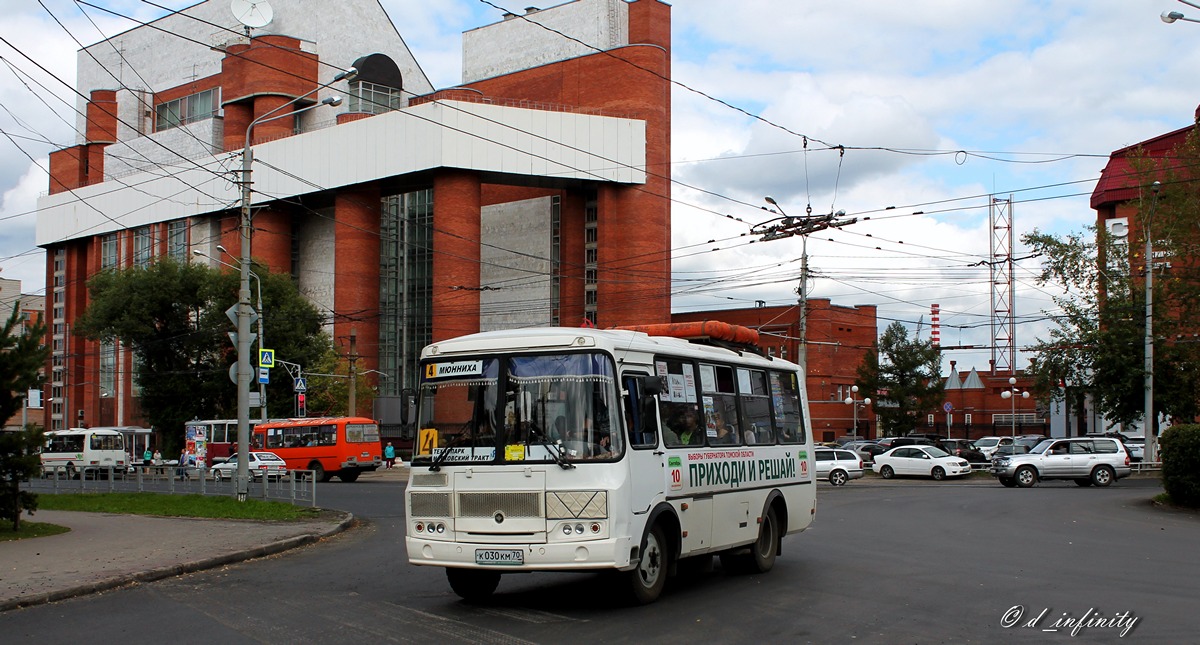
405, 324, 816, 604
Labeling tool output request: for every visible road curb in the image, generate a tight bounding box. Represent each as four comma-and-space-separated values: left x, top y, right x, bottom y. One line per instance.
0, 511, 355, 613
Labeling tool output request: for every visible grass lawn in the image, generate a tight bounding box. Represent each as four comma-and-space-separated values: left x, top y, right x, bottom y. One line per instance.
0, 521, 71, 542
34, 493, 321, 521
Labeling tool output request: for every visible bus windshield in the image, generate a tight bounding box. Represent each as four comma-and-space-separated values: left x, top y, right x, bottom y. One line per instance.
415, 352, 622, 465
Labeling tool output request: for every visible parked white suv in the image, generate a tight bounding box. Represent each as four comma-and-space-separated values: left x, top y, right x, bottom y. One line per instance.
974, 436, 1014, 459
814, 447, 864, 486
990, 437, 1131, 488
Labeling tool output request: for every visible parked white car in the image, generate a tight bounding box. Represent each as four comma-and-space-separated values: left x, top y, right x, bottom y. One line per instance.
814, 447, 864, 486
211, 451, 288, 481
872, 445, 972, 481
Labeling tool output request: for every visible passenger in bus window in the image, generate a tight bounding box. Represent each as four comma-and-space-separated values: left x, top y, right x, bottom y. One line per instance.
664, 408, 703, 447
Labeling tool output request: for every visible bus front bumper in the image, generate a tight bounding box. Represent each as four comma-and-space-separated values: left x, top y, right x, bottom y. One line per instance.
406, 535, 635, 571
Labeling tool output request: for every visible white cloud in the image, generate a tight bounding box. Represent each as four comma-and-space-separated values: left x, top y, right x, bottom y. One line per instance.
3, 0, 1195, 371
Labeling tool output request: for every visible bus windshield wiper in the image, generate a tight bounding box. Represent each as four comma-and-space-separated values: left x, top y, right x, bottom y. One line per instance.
542, 439, 575, 470
429, 432, 472, 472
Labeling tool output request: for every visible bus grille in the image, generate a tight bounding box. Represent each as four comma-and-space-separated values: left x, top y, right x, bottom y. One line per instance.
411, 473, 447, 487
410, 492, 451, 517
457, 492, 542, 518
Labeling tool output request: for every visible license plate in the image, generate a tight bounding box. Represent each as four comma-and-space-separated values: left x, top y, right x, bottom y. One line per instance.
475, 549, 524, 566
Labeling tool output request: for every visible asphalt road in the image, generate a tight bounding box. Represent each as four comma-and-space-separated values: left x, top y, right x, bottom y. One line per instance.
1, 477, 1194, 644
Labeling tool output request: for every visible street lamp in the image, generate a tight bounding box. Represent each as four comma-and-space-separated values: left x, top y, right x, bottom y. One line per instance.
999, 377, 1029, 442
1156, 0, 1200, 23
194, 247, 266, 424
233, 67, 356, 500
844, 385, 871, 439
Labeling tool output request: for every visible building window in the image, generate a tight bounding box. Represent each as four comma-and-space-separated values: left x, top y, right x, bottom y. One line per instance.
101, 233, 118, 268
167, 220, 188, 261
134, 226, 153, 267
348, 81, 402, 115
100, 341, 116, 395
156, 88, 219, 132
131, 351, 144, 397
550, 196, 560, 326
378, 188, 434, 397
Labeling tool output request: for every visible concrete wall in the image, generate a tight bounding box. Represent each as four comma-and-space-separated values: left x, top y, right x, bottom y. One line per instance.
297, 208, 336, 335
480, 197, 554, 330
463, 0, 629, 84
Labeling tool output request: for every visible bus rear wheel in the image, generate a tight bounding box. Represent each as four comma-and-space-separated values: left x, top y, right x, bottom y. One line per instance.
626, 523, 669, 605
339, 470, 360, 482
446, 568, 500, 603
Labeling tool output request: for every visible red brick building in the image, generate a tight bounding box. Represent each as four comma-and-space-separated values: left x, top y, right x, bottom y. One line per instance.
35, 0, 671, 430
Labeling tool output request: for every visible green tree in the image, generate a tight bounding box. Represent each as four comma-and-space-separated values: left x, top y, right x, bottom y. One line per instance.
856, 321, 944, 436
1023, 128, 1200, 432
1, 303, 50, 530
74, 258, 336, 454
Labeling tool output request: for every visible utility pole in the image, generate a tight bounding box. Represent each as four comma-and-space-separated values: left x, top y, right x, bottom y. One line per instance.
1145, 182, 1159, 462
760, 197, 857, 366
348, 327, 359, 417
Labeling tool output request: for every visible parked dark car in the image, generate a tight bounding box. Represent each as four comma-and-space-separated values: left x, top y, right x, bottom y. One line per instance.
876, 436, 935, 451
937, 438, 987, 463
1014, 435, 1048, 452
992, 444, 1030, 457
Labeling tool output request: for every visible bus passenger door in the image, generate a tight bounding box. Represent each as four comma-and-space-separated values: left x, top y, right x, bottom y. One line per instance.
624, 374, 665, 515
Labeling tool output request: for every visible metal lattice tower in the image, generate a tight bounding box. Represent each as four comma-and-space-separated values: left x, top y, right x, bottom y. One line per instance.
989, 196, 1015, 374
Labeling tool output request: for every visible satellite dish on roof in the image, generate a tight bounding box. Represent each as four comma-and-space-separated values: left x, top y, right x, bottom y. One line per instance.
231, 0, 273, 29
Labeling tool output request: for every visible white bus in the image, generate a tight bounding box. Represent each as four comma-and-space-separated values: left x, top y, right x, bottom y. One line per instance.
405, 324, 816, 604
41, 428, 127, 478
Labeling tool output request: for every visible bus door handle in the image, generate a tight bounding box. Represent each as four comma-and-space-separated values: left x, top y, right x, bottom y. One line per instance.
653, 450, 665, 456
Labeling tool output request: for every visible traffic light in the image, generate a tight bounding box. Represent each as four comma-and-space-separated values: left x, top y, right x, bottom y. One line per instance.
296, 392, 307, 417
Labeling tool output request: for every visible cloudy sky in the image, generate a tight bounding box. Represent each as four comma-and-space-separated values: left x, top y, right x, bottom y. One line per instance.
3, 0, 1199, 375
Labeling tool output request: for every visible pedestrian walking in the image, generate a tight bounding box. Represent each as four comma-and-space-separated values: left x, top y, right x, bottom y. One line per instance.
384, 442, 396, 469
143, 447, 153, 473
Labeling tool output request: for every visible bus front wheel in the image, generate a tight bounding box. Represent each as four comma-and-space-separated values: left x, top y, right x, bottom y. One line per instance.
626, 523, 669, 605
309, 461, 331, 482
446, 568, 500, 603
749, 507, 779, 573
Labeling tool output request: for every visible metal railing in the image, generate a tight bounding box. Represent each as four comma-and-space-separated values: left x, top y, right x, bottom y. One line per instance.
26, 465, 317, 507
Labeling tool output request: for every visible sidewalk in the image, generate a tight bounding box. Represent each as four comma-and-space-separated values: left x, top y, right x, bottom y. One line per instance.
0, 464, 415, 612
0, 509, 352, 612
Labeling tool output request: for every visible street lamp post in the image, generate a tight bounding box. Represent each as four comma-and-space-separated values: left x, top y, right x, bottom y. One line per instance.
194, 247, 266, 423
233, 67, 355, 500
1000, 376, 1029, 442
844, 385, 872, 439
1162, 0, 1200, 23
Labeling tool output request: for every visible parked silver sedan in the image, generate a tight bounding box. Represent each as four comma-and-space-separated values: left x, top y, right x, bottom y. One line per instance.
814, 447, 865, 486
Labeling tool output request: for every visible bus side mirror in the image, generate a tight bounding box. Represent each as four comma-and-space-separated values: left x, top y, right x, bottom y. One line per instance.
640, 376, 664, 396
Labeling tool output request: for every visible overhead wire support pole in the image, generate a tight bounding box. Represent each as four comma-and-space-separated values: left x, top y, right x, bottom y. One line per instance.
234, 67, 356, 501
761, 197, 857, 368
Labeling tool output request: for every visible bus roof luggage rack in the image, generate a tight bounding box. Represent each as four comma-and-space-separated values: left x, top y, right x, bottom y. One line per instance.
611, 321, 763, 355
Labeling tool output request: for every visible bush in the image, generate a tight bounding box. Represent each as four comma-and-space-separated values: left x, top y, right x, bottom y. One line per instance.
1160, 424, 1200, 508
